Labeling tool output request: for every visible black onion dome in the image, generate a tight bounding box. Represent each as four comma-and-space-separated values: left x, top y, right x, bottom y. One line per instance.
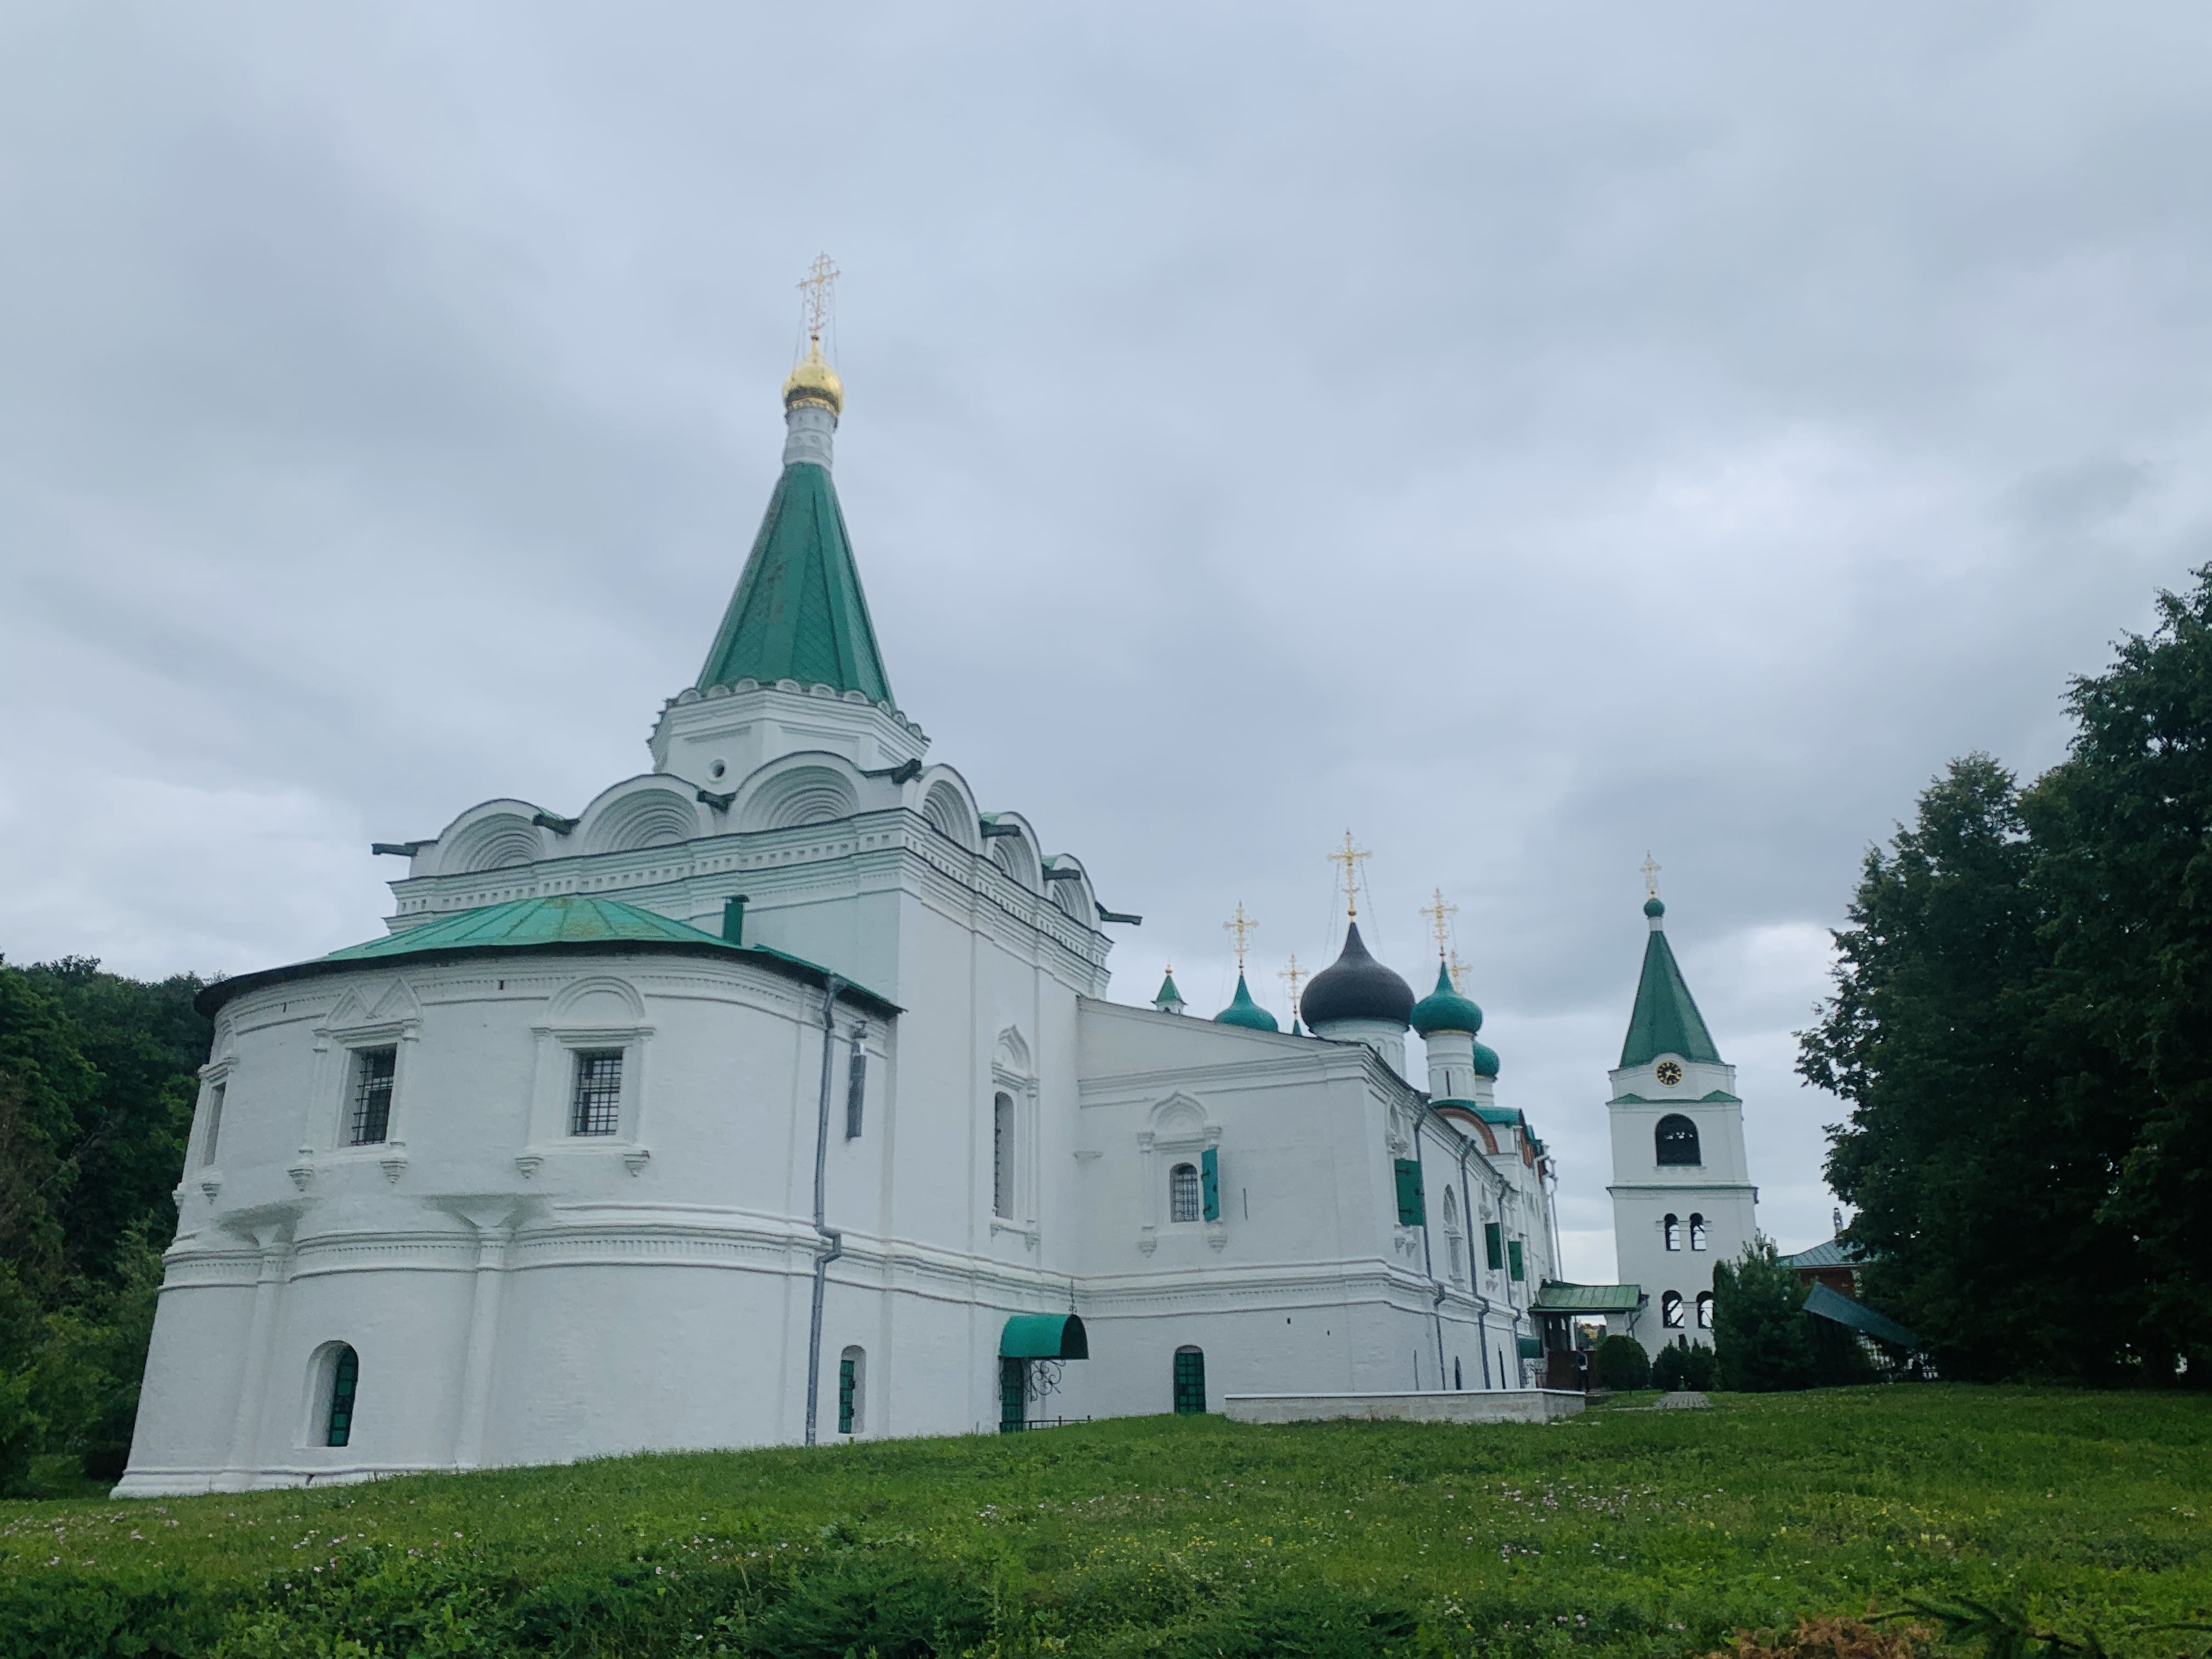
1300, 922, 1415, 1029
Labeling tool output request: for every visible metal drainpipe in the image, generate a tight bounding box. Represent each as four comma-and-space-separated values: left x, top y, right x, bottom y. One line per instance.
803, 974, 846, 1447
1412, 1116, 1447, 1389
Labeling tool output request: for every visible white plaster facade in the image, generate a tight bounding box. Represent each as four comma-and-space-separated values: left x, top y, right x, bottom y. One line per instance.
117, 367, 1564, 1497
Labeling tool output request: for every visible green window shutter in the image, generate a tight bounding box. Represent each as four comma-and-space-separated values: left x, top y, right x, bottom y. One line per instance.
1393, 1159, 1426, 1227
1507, 1239, 1525, 1282
1200, 1147, 1221, 1221
1485, 1222, 1503, 1271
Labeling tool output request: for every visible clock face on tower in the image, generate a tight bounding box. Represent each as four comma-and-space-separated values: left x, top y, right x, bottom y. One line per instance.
1655, 1060, 1684, 1087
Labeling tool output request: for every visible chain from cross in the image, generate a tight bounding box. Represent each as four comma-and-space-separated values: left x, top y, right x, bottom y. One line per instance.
1278, 953, 1306, 1019
1641, 852, 1661, 899
1418, 887, 1458, 958
1327, 831, 1370, 921
1222, 902, 1257, 972
798, 252, 839, 344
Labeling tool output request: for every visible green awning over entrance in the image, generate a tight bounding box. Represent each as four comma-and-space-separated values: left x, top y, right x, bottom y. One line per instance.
1000, 1313, 1088, 1360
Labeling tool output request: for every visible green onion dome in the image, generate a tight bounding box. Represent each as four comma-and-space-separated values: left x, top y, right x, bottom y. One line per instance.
1471, 1039, 1500, 1079
1409, 960, 1485, 1036
1300, 922, 1414, 1029
1214, 972, 1280, 1031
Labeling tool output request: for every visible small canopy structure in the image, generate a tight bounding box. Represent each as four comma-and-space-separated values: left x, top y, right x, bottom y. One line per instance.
1803, 1282, 1920, 1351
1530, 1281, 1645, 1316
1000, 1313, 1088, 1361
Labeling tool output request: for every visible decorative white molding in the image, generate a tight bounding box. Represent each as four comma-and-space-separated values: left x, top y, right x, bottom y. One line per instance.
514, 1153, 544, 1180
377, 1140, 409, 1183
287, 1149, 314, 1192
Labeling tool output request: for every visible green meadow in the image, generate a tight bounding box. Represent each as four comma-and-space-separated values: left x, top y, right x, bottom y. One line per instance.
1, 1387, 2205, 1658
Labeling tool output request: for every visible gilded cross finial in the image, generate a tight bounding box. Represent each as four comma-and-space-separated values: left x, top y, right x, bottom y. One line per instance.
1641, 852, 1662, 899
1449, 949, 1472, 995
1327, 831, 1370, 922
1222, 903, 1257, 972
1419, 887, 1458, 958
1279, 953, 1307, 1013
798, 252, 839, 346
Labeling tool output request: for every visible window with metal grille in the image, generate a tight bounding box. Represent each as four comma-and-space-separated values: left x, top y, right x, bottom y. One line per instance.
844, 1030, 867, 1140
1663, 1290, 1685, 1328
838, 1346, 864, 1435
325, 1345, 359, 1447
349, 1048, 396, 1144
1664, 1212, 1681, 1251
1172, 1346, 1206, 1414
1655, 1113, 1701, 1166
202, 1083, 226, 1166
570, 1050, 623, 1136
1696, 1291, 1714, 1329
1169, 1162, 1201, 1223
1690, 1212, 1708, 1251
992, 1092, 1014, 1218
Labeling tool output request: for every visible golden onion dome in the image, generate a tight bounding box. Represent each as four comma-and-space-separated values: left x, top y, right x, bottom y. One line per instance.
782, 342, 844, 415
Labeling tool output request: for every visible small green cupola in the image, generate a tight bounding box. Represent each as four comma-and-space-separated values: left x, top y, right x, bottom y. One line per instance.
1214, 973, 1279, 1031
1410, 960, 1485, 1036
1153, 968, 1186, 1016
1620, 893, 1722, 1068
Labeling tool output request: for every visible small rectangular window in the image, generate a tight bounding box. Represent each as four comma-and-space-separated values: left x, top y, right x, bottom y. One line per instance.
992, 1093, 1014, 1218
202, 1083, 227, 1166
1507, 1239, 1525, 1282
570, 1050, 624, 1136
844, 1039, 867, 1140
349, 1048, 396, 1145
1484, 1221, 1504, 1272
1170, 1162, 1201, 1223
838, 1356, 856, 1435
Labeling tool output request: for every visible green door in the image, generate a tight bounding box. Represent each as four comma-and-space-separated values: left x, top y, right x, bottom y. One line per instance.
999, 1357, 1026, 1433
1172, 1347, 1206, 1415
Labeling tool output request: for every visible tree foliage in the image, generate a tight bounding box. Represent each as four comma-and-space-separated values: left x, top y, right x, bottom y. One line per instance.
0, 956, 208, 1490
1803, 565, 2212, 1384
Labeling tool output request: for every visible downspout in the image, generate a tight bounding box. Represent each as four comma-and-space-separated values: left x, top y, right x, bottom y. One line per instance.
803, 974, 845, 1447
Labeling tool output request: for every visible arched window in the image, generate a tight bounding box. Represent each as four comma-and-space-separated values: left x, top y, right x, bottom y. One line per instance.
1690, 1212, 1708, 1251
1696, 1291, 1714, 1330
1655, 1114, 1701, 1167
1662, 1290, 1685, 1329
1442, 1188, 1465, 1285
1663, 1212, 1681, 1251
992, 1092, 1014, 1219
838, 1346, 866, 1435
1169, 1162, 1201, 1223
323, 1345, 359, 1447
1172, 1346, 1206, 1414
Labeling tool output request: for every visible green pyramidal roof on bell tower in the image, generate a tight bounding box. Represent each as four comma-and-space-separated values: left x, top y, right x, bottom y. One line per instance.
1619, 902, 1723, 1068
695, 461, 895, 703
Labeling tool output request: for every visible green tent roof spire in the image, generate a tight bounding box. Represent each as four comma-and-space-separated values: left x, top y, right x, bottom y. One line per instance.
693, 362, 894, 703
1214, 972, 1280, 1031
1618, 898, 1722, 1067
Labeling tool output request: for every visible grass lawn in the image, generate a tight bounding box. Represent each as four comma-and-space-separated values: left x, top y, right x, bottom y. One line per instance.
1, 1386, 2207, 1657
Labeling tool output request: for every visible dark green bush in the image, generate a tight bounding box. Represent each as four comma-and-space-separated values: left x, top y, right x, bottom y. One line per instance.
1594, 1334, 1651, 1390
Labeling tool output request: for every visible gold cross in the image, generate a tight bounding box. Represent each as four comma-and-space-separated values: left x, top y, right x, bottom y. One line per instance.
798, 252, 839, 345
1327, 831, 1370, 921
1641, 852, 1662, 899
1449, 949, 1473, 995
1278, 954, 1306, 1015
1418, 887, 1458, 958
1222, 902, 1257, 972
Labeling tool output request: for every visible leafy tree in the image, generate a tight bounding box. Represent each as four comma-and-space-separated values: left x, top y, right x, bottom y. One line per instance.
1593, 1334, 1650, 1391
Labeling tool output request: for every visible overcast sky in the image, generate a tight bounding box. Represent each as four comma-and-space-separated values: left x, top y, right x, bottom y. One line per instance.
4, 5, 2208, 1279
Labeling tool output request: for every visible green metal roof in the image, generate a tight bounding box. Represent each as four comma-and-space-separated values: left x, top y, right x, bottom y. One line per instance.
1803, 1282, 1918, 1351
1779, 1237, 1863, 1271
1154, 970, 1183, 1008
321, 894, 726, 960
1619, 917, 1723, 1068
1214, 972, 1280, 1031
1409, 960, 1485, 1036
1000, 1313, 1088, 1360
696, 461, 894, 702
196, 894, 899, 1018
1530, 1281, 1645, 1314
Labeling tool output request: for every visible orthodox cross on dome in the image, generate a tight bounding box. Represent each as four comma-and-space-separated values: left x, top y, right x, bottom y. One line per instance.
797, 252, 839, 346
1278, 953, 1306, 1011
1223, 903, 1257, 972
1449, 949, 1473, 995
1327, 831, 1370, 922
1641, 851, 1662, 899
1419, 888, 1458, 959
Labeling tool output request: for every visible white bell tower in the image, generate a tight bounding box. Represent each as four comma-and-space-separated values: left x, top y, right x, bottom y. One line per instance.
1606, 868, 1758, 1357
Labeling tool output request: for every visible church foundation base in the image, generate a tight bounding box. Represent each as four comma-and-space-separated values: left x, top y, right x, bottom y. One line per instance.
1222, 1389, 1585, 1425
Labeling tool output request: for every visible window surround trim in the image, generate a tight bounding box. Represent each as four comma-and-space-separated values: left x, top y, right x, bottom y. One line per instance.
312, 1016, 421, 1177
1138, 1095, 1225, 1253
988, 1052, 1040, 1243
520, 1021, 657, 1175
194, 1056, 238, 1175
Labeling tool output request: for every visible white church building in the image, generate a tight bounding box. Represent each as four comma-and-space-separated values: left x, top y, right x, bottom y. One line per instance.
117, 317, 1752, 1495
